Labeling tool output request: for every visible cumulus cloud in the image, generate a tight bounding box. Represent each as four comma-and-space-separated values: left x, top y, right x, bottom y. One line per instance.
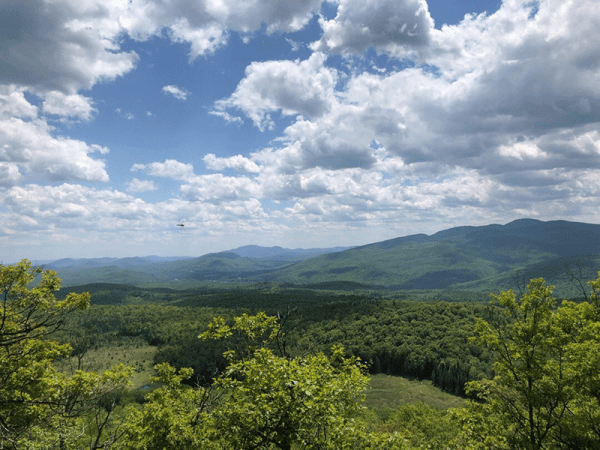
230, 1, 600, 185
168, 19, 228, 60
42, 92, 96, 121
0, 119, 108, 185
0, 181, 275, 260
162, 85, 191, 101
127, 178, 157, 192
0, 88, 110, 188
0, 118, 109, 184
132, 159, 195, 180
0, 0, 138, 93
0, 184, 162, 249
0, 163, 22, 187
204, 154, 260, 173
312, 0, 434, 56
425, 0, 600, 135
4, 0, 600, 256
121, 0, 324, 59
180, 174, 262, 203
0, 86, 38, 119
213, 52, 337, 130
0, 85, 110, 188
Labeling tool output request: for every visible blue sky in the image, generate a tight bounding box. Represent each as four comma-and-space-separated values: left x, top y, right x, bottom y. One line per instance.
1, 0, 599, 260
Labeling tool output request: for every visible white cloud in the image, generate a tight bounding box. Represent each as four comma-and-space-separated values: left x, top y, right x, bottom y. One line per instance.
121, 2, 225, 58
203, 153, 260, 173
208, 110, 243, 125
162, 85, 191, 101
0, 86, 108, 188
0, 0, 138, 93
168, 19, 228, 60
0, 163, 22, 187
222, 0, 600, 187
0, 118, 109, 184
1, 184, 158, 236
132, 159, 195, 180
286, 38, 302, 52
180, 173, 262, 203
311, 0, 434, 56
213, 52, 337, 131
0, 86, 38, 120
3, 0, 600, 257
41, 92, 96, 121
126, 178, 157, 192
115, 108, 136, 120
0, 182, 275, 259
120, 0, 324, 60
190, 0, 600, 237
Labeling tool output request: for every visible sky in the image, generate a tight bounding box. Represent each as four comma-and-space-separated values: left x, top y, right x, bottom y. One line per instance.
1, 0, 600, 261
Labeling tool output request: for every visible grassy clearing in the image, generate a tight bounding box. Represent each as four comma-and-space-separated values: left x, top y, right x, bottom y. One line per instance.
57, 340, 464, 410
364, 374, 465, 411
59, 342, 158, 389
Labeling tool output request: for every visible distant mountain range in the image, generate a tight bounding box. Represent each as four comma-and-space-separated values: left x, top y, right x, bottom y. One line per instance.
47, 246, 352, 287
48, 219, 600, 297
46, 246, 351, 272
45, 255, 192, 270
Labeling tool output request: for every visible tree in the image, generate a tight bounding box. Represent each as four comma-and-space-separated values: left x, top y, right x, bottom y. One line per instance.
121, 312, 376, 450
465, 276, 600, 449
119, 363, 220, 450
0, 260, 132, 449
200, 312, 370, 450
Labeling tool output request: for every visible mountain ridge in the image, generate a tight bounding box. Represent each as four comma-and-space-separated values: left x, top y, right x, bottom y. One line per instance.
43, 219, 600, 294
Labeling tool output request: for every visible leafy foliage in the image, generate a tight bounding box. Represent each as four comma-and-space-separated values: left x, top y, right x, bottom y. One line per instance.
464, 275, 600, 449
122, 313, 393, 449
0, 260, 132, 449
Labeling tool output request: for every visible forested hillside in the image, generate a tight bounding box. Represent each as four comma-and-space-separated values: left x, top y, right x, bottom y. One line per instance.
267, 219, 600, 290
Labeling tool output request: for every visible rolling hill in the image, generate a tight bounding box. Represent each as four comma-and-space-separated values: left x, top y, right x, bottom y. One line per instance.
48, 246, 349, 287
47, 219, 600, 296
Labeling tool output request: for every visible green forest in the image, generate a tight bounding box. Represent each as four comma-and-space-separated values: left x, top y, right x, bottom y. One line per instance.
2, 259, 600, 449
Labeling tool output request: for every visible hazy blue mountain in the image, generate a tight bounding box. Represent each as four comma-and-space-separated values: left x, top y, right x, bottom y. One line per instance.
46, 257, 119, 270
52, 252, 297, 287
46, 256, 191, 271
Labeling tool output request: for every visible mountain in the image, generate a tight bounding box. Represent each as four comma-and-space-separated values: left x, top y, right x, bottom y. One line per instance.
48, 219, 600, 295
45, 256, 191, 271
48, 248, 347, 287
46, 257, 119, 270
263, 219, 600, 294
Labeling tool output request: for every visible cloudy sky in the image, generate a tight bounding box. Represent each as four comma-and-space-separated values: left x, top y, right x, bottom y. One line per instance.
1, 0, 600, 261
